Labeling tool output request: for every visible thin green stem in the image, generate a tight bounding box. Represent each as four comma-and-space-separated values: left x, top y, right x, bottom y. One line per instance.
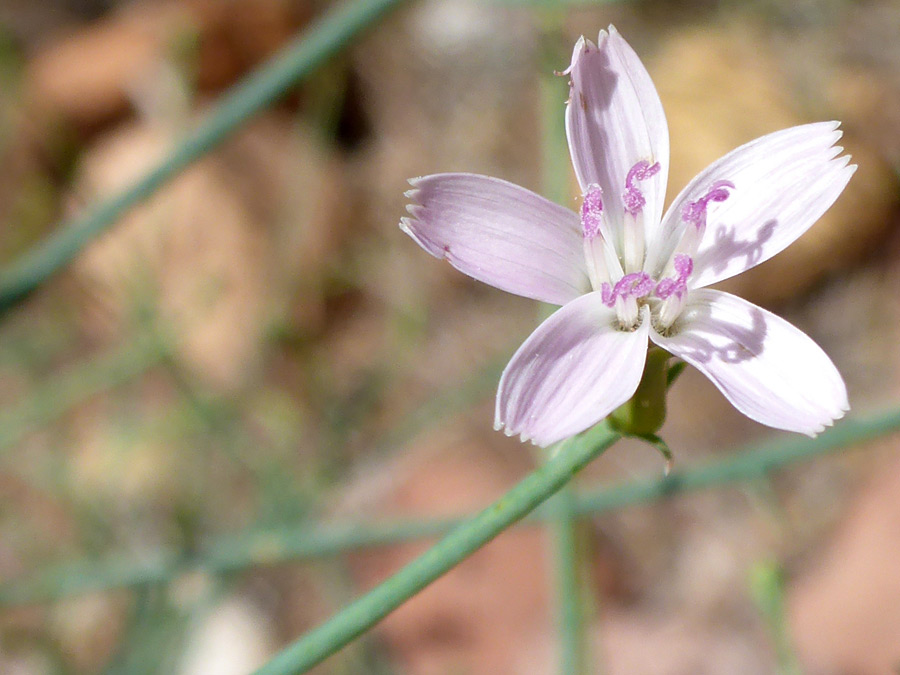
750, 561, 802, 675
0, 0, 406, 313
538, 21, 572, 209
573, 407, 900, 514
251, 424, 619, 675
4, 406, 900, 607
0, 335, 167, 455
548, 485, 588, 675
366, 351, 507, 459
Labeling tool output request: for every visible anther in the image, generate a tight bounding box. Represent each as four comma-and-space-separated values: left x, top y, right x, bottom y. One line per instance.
681, 180, 734, 229
601, 272, 654, 308
623, 160, 661, 216
581, 185, 604, 239
655, 254, 693, 301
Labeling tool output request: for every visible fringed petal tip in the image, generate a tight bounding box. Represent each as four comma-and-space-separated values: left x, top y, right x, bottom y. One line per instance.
565, 27, 621, 72
493, 419, 540, 447
399, 186, 430, 255
403, 177, 426, 212
564, 26, 620, 74
400, 180, 422, 234
398, 173, 590, 305
652, 289, 849, 439
662, 121, 858, 289
563, 35, 591, 76
803, 402, 850, 438
564, 23, 669, 228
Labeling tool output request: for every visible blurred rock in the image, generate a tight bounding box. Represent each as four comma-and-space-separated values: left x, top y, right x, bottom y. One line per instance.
68, 112, 347, 390
789, 449, 900, 675
70, 120, 268, 390
815, 0, 900, 164
824, 66, 900, 163
600, 608, 773, 675
25, 0, 307, 131
650, 24, 898, 306
49, 593, 126, 672
214, 113, 351, 336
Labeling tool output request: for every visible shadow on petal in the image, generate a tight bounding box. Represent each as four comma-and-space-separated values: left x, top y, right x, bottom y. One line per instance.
668, 302, 768, 365
695, 219, 777, 281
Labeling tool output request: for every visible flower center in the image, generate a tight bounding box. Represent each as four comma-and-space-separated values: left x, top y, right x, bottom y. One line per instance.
578, 171, 735, 332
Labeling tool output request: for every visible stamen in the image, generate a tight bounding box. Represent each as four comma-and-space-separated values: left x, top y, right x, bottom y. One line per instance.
655, 254, 693, 300
601, 272, 654, 308
581, 185, 604, 239
622, 160, 661, 216
681, 180, 734, 229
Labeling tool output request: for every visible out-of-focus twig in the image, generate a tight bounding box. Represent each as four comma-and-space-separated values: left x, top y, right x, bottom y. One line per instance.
0, 0, 407, 314
3, 407, 899, 607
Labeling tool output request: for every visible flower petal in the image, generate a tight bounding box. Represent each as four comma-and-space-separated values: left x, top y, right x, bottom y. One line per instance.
650, 122, 855, 287
565, 26, 669, 235
651, 289, 848, 435
402, 173, 590, 305
496, 294, 649, 447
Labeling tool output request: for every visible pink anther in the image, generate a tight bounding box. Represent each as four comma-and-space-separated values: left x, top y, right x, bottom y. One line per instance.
622, 160, 661, 216
655, 254, 693, 300
601, 272, 655, 308
681, 180, 734, 229
581, 185, 604, 239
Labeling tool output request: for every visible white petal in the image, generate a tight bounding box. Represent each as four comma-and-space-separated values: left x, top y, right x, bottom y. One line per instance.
651, 289, 848, 435
650, 122, 855, 286
496, 294, 649, 447
565, 27, 669, 240
402, 173, 590, 305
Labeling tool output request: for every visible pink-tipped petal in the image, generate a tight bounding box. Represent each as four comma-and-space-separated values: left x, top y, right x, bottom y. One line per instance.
651, 122, 855, 287
651, 289, 848, 436
496, 294, 650, 447
402, 173, 590, 305
565, 27, 669, 236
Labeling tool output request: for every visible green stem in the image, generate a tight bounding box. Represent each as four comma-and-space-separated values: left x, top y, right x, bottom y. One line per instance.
0, 335, 166, 455
538, 19, 572, 209
750, 561, 802, 675
548, 485, 588, 675
4, 406, 900, 606
252, 424, 619, 675
0, 0, 406, 313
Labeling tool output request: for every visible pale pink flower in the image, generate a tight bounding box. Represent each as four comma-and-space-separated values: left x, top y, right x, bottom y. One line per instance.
401, 26, 853, 447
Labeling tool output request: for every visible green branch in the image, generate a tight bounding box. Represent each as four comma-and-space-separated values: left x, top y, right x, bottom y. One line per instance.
251, 424, 619, 674
0, 336, 166, 455
3, 407, 899, 608
0, 0, 407, 313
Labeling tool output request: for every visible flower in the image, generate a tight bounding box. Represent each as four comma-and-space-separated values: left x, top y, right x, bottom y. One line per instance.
401, 26, 853, 447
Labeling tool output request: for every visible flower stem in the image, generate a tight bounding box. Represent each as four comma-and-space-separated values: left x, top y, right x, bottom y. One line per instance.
251, 424, 620, 675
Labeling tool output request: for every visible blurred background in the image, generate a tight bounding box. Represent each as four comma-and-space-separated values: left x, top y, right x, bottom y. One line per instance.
0, 0, 898, 673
